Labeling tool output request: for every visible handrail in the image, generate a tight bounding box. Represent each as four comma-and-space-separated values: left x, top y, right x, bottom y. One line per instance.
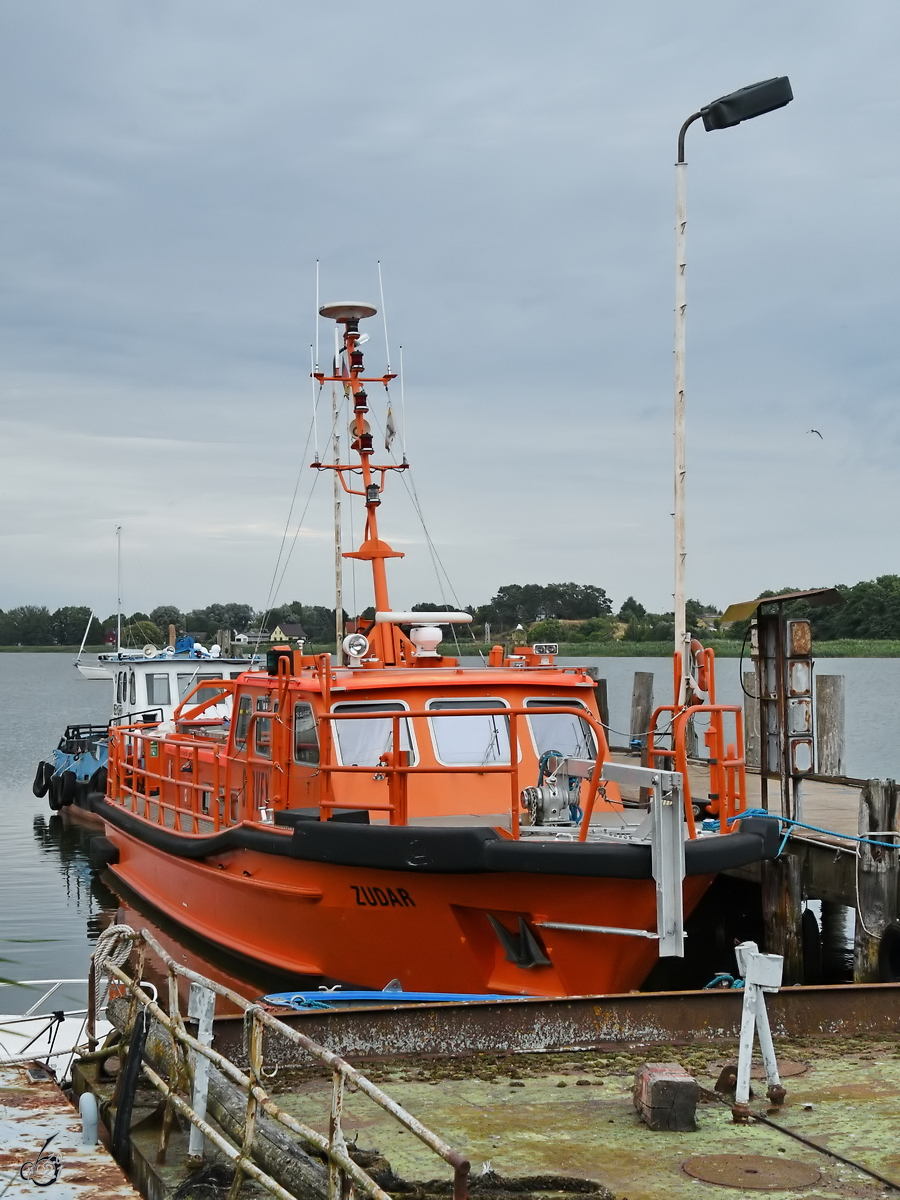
648, 702, 747, 837
110, 700, 714, 837
173, 677, 237, 723
93, 928, 469, 1200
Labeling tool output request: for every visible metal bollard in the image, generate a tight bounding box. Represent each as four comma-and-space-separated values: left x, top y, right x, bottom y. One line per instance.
79, 1090, 99, 1145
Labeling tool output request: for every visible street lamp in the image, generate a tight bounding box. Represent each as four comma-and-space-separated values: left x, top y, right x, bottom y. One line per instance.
673, 76, 793, 705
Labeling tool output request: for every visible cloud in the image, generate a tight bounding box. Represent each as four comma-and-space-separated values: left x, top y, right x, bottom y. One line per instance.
1, 1, 899, 615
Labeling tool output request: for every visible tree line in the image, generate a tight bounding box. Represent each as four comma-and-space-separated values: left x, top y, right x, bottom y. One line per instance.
6, 575, 900, 646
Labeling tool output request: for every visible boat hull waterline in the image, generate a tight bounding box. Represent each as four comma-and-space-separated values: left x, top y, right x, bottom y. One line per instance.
103, 821, 715, 997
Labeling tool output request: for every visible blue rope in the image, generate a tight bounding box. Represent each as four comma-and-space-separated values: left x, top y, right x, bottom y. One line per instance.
703, 973, 744, 990
714, 807, 900, 856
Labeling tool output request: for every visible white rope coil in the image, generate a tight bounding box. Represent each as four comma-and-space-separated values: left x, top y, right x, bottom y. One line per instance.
91, 923, 137, 1010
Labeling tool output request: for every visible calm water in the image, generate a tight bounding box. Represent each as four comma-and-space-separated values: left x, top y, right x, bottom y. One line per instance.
1, 652, 897, 1003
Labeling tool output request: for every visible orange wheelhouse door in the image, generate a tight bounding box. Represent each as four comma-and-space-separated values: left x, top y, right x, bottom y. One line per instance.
286, 699, 321, 808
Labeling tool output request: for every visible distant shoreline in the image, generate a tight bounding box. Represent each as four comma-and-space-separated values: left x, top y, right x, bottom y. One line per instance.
5, 639, 900, 658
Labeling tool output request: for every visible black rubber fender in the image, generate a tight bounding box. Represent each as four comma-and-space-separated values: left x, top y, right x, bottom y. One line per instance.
90, 766, 108, 796
48, 774, 63, 811
32, 761, 52, 799
878, 921, 900, 983
59, 771, 76, 807
89, 836, 119, 868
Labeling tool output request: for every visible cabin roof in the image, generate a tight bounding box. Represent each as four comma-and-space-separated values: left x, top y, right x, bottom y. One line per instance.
237, 666, 595, 694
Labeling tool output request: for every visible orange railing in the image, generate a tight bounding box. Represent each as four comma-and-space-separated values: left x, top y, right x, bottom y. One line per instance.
107, 701, 631, 839
648, 643, 747, 839
108, 678, 740, 840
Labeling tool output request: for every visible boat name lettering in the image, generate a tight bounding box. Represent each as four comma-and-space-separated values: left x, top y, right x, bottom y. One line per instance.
351, 884, 415, 908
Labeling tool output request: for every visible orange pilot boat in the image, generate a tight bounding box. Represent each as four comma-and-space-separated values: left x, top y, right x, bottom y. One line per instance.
95, 301, 779, 997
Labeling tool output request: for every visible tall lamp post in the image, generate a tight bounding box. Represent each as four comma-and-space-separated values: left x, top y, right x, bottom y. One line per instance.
674, 76, 793, 705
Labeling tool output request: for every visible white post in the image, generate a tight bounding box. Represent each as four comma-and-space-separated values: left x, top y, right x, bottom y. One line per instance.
188, 982, 216, 1157
115, 525, 122, 653
674, 161, 687, 705
333, 325, 344, 657
732, 940, 785, 1120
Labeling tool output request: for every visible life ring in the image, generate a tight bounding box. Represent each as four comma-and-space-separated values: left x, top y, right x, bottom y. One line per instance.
60, 771, 76, 807
32, 761, 52, 799
689, 637, 709, 695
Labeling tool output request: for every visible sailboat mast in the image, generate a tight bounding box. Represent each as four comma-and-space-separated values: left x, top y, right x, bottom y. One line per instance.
116, 525, 122, 653
74, 608, 94, 666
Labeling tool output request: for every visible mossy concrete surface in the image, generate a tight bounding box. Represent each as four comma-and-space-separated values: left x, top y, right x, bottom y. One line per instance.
273, 1037, 900, 1200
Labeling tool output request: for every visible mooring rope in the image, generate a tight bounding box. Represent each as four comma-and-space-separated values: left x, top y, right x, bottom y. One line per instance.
91, 923, 137, 1010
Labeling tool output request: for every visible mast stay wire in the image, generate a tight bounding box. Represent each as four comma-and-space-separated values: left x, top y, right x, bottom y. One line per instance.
367, 397, 485, 664
254, 392, 323, 655
377, 260, 392, 373
271, 390, 349, 603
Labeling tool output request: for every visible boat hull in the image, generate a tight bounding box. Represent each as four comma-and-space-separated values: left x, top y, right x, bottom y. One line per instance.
103, 822, 713, 997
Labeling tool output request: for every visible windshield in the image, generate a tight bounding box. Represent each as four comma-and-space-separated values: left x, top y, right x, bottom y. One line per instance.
332, 703, 414, 766
526, 698, 595, 759
429, 699, 510, 765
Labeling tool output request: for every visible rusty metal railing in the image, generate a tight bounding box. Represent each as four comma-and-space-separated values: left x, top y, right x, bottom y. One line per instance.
90, 928, 469, 1200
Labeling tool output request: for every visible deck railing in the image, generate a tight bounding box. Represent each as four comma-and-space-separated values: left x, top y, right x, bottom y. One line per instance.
108, 678, 746, 839
89, 928, 469, 1200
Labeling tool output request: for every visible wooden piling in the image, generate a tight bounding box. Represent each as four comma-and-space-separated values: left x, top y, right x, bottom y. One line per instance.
853, 779, 900, 983
816, 675, 845, 776
743, 672, 760, 770
630, 672, 654, 749
761, 854, 804, 985
586, 668, 610, 746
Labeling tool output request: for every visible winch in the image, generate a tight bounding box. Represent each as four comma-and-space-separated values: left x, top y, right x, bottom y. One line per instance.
521, 753, 583, 826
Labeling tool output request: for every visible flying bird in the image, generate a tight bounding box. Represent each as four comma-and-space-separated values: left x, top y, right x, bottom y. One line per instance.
807, 429, 823, 439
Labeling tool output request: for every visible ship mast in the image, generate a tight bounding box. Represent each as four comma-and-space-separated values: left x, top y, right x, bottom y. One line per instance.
314, 303, 406, 664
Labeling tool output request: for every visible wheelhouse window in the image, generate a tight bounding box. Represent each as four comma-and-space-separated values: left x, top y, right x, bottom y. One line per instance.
293, 703, 319, 765
255, 696, 272, 759
178, 673, 226, 705
146, 673, 172, 706
332, 702, 415, 766
428, 698, 510, 765
526, 698, 596, 760
234, 695, 252, 746
129, 671, 136, 706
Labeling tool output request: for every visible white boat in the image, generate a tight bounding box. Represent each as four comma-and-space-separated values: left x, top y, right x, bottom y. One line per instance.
37, 640, 264, 820
0, 979, 113, 1083
77, 662, 113, 680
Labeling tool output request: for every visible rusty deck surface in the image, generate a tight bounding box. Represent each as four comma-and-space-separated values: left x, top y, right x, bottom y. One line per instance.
209, 982, 900, 1066
0, 1061, 139, 1198
268, 1034, 900, 1199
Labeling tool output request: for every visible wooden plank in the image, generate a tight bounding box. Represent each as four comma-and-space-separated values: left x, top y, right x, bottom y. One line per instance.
816, 675, 845, 776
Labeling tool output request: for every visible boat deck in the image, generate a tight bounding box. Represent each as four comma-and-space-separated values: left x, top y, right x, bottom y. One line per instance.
0, 1061, 139, 1198
611, 751, 865, 842
271, 1034, 900, 1199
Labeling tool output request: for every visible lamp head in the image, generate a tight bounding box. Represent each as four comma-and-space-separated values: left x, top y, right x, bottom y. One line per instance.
701, 76, 793, 132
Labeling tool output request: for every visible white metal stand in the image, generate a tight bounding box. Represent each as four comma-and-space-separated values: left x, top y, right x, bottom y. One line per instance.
188, 983, 216, 1157
732, 940, 786, 1121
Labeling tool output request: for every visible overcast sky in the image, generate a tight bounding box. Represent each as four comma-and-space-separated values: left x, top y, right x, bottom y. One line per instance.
1, 2, 898, 620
